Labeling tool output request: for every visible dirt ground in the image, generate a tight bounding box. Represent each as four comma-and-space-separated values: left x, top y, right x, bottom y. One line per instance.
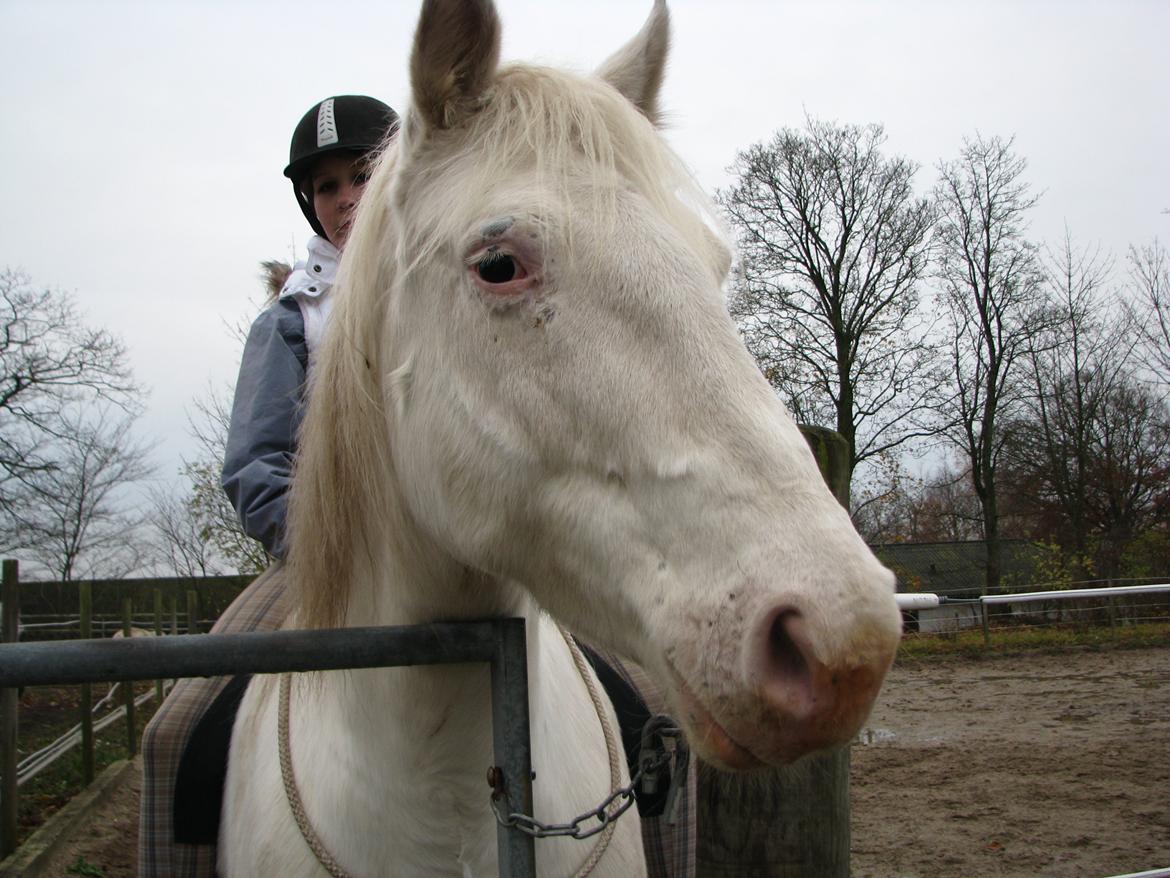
852, 646, 1170, 878
35, 761, 140, 877
32, 646, 1170, 877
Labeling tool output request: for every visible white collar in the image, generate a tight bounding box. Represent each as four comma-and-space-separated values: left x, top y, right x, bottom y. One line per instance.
279, 236, 341, 301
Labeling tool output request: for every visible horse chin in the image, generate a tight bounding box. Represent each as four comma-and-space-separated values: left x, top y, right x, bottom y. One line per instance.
670, 675, 765, 771
671, 680, 865, 771
664, 651, 888, 771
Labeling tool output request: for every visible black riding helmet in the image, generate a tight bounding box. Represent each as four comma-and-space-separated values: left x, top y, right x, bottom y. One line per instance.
284, 95, 400, 240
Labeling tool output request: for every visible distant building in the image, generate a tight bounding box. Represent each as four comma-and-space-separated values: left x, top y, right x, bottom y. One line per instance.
871, 540, 1043, 599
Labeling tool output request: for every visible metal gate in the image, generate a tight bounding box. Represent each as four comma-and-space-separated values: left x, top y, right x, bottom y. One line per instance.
0, 619, 536, 878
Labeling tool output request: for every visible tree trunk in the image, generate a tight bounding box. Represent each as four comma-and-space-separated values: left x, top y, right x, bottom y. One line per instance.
983, 489, 1002, 594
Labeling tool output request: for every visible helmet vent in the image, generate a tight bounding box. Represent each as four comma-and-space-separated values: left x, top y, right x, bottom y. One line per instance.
316, 98, 339, 148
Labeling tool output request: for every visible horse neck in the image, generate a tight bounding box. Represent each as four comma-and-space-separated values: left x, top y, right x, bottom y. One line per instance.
318, 505, 543, 789
333, 473, 527, 629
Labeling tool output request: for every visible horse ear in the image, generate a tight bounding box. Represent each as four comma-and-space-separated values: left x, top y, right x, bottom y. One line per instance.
595, 0, 671, 125
410, 0, 502, 132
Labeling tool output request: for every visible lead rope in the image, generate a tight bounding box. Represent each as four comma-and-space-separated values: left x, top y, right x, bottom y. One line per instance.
277, 628, 624, 878
556, 624, 623, 878
278, 672, 352, 878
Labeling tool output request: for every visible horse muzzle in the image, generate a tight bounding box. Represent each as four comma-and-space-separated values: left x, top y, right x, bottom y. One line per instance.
665, 598, 900, 771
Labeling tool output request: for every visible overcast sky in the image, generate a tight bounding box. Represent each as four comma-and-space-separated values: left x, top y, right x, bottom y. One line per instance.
1, 0, 1167, 491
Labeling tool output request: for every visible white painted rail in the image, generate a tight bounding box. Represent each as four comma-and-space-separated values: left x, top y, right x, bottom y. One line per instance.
895, 593, 942, 610
895, 583, 1170, 611
980, 583, 1170, 605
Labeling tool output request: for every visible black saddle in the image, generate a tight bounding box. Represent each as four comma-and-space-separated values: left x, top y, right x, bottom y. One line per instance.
173, 645, 670, 845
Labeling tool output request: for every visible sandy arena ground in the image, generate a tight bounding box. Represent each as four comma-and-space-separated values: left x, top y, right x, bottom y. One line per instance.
32, 646, 1170, 877
852, 646, 1169, 878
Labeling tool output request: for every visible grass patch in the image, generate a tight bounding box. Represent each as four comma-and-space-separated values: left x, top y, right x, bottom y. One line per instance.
67, 856, 109, 876
897, 621, 1170, 663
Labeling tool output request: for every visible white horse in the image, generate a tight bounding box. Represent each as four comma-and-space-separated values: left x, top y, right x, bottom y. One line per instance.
222, 0, 902, 874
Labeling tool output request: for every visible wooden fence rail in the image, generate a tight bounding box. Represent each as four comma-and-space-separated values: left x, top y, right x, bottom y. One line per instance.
0, 572, 215, 859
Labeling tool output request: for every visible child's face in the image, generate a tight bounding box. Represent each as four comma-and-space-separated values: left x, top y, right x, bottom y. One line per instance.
308, 152, 369, 250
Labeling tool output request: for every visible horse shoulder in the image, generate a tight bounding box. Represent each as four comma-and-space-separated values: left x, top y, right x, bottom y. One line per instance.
220, 674, 307, 876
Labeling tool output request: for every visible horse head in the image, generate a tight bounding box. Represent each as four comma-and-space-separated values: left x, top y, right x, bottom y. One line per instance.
292, 0, 901, 771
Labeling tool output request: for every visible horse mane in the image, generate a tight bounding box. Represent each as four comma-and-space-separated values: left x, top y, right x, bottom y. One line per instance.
282, 135, 396, 629
286, 61, 729, 629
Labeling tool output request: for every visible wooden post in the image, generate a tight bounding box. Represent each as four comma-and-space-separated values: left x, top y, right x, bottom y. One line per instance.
154, 589, 165, 703
2, 560, 21, 859
186, 590, 199, 635
79, 581, 94, 785
122, 599, 137, 757
696, 426, 853, 878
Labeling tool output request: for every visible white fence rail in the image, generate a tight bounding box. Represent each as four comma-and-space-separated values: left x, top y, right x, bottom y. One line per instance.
896, 582, 1170, 611
981, 583, 1170, 605
16, 684, 165, 787
896, 583, 1170, 639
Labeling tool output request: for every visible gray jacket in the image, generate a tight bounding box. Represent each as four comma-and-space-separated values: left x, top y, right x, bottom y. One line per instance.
222, 236, 339, 559
221, 298, 308, 559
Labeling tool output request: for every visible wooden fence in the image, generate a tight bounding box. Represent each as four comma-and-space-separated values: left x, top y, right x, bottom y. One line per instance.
0, 563, 231, 859
12, 574, 251, 641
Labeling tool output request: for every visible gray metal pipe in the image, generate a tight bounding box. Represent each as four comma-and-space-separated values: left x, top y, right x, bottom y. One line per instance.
0, 622, 506, 687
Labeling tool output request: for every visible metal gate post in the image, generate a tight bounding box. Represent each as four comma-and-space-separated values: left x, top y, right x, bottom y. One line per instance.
490, 618, 537, 878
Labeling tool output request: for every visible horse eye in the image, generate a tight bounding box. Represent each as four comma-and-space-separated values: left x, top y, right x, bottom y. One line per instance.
477, 253, 517, 284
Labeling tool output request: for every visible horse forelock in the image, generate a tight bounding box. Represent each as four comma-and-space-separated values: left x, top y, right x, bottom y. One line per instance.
398, 62, 729, 282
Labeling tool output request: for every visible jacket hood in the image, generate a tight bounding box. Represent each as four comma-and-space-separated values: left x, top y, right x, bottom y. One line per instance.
261, 260, 294, 302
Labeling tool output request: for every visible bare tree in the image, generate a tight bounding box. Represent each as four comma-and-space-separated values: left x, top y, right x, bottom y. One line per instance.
0, 269, 138, 508
933, 134, 1047, 592
146, 264, 287, 576
181, 385, 267, 574
719, 118, 939, 491
849, 453, 921, 543
1000, 233, 1139, 578
1010, 378, 1170, 580
910, 464, 986, 543
145, 479, 227, 578
1126, 238, 1170, 382
7, 406, 155, 579
1003, 242, 1170, 580
854, 458, 984, 544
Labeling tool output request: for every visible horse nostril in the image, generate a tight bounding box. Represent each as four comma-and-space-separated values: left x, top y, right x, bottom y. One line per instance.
751, 607, 818, 720
767, 610, 810, 682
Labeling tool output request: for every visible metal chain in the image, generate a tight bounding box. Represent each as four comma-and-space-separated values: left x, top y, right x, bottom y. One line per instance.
488, 715, 686, 841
